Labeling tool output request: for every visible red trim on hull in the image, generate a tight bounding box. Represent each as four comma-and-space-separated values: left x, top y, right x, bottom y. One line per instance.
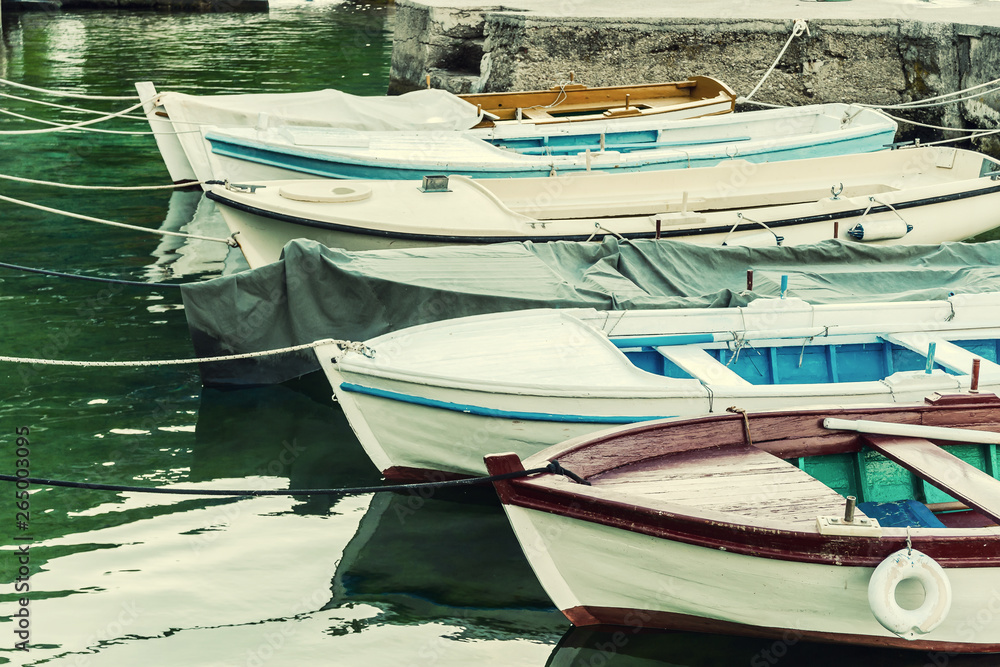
485, 399, 1000, 568
565, 605, 1000, 653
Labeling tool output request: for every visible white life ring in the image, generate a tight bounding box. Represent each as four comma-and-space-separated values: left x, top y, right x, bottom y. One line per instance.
868, 548, 952, 640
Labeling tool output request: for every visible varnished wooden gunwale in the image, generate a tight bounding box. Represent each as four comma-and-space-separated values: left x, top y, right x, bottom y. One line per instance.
460, 76, 735, 122
486, 394, 1000, 568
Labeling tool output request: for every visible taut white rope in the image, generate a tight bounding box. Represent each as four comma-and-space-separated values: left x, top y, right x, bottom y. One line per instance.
0, 90, 149, 120
0, 77, 139, 101
0, 339, 374, 367
0, 172, 201, 191
0, 193, 236, 245
0, 107, 156, 135
740, 19, 810, 103
0, 100, 145, 135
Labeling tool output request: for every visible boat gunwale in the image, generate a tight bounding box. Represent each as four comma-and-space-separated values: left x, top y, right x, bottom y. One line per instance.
489, 398, 1000, 568
207, 180, 1000, 244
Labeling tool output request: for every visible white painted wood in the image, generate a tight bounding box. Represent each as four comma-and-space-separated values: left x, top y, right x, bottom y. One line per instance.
504, 504, 1000, 647
314, 295, 1000, 477
824, 418, 1000, 444
209, 145, 1000, 268
592, 445, 852, 524
655, 346, 752, 386
885, 333, 1000, 379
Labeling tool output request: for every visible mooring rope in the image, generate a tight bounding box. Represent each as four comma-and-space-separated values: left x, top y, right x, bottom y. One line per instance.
0, 77, 139, 101
921, 128, 1000, 146
0, 460, 588, 497
0, 338, 372, 368
0, 90, 149, 120
0, 107, 158, 136
0, 192, 237, 245
0, 99, 145, 135
0, 260, 183, 288
740, 19, 810, 103
861, 75, 1000, 111
0, 172, 204, 191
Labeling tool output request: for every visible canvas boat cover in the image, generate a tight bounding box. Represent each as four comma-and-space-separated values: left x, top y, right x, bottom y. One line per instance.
159, 87, 484, 133
158, 87, 485, 183
181, 238, 1000, 386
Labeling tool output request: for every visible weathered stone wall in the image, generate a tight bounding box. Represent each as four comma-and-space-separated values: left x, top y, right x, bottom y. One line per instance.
390, 3, 1000, 144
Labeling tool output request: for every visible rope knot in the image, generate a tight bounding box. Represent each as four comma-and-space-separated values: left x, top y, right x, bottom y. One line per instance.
546, 460, 590, 485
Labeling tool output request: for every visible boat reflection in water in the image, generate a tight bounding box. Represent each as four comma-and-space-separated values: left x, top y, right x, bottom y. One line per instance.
144, 188, 248, 283
549, 626, 1000, 667
194, 378, 381, 515
328, 488, 568, 637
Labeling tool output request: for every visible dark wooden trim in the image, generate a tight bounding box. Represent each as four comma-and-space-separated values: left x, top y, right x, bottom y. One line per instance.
563, 605, 1000, 653
485, 396, 1000, 568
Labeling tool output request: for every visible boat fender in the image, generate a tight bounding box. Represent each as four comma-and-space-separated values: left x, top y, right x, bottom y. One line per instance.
847, 219, 912, 241
867, 548, 952, 639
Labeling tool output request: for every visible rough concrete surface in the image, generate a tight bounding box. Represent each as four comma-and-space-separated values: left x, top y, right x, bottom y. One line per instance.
390, 0, 1000, 144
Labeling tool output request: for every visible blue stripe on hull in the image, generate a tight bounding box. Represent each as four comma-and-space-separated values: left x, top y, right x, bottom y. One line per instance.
338, 381, 670, 424
206, 129, 898, 180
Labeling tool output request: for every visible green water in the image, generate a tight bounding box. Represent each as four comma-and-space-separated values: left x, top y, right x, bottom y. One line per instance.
0, 4, 997, 666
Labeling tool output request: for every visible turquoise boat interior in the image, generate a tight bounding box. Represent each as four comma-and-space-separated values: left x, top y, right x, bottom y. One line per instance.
622, 336, 1000, 385
621, 334, 1000, 528
491, 129, 752, 155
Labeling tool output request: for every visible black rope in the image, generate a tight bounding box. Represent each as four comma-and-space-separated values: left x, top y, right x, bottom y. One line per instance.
0, 260, 183, 288
0, 460, 588, 497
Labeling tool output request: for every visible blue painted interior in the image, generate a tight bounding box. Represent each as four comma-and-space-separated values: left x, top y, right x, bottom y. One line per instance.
621, 337, 990, 385
858, 500, 947, 528
491, 132, 754, 155
205, 127, 898, 180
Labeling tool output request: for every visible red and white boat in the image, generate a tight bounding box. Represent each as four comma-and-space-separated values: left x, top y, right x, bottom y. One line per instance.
486, 392, 1000, 652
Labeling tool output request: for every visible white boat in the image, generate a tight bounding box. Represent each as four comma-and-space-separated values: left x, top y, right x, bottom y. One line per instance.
209, 145, 1000, 269
136, 77, 736, 184
313, 293, 1000, 480
485, 392, 1000, 652
199, 103, 896, 184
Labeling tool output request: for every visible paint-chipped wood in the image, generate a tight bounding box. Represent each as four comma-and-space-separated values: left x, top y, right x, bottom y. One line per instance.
591, 443, 853, 524
864, 433, 1000, 524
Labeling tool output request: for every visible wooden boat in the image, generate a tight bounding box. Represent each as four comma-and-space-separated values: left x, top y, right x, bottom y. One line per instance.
313, 293, 1000, 481
199, 103, 896, 184
136, 77, 736, 184
484, 392, 1000, 652
209, 145, 999, 269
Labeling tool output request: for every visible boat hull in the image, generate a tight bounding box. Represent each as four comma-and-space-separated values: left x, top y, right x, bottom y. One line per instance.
211, 176, 1000, 268
207, 145, 1000, 268
326, 365, 982, 480
503, 504, 1000, 651
316, 297, 1000, 480
204, 118, 895, 183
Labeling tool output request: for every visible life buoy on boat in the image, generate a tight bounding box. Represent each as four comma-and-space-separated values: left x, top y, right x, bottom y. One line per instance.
867, 548, 952, 640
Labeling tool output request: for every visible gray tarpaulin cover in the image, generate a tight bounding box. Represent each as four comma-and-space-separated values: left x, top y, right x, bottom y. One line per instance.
181, 238, 1000, 386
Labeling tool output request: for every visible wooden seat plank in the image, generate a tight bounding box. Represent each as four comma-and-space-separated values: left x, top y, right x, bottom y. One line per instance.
863, 433, 1000, 524
885, 333, 1000, 378
656, 346, 752, 386
593, 444, 851, 524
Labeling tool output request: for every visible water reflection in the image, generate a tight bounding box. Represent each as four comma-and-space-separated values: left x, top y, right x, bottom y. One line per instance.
329, 488, 568, 638
144, 190, 247, 282
549, 626, 1000, 667
194, 377, 382, 512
